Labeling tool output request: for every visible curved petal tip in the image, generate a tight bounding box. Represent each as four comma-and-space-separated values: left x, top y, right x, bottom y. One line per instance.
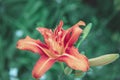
77, 21, 86, 26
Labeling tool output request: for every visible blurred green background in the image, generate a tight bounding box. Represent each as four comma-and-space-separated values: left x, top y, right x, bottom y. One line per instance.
0, 0, 120, 80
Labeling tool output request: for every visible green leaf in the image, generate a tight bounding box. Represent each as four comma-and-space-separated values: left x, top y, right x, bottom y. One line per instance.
76, 23, 92, 48
114, 0, 120, 11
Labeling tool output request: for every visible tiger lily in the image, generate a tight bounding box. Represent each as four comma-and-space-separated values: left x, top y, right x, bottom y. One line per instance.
17, 20, 89, 79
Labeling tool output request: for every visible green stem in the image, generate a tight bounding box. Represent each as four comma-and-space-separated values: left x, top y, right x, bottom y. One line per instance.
59, 62, 64, 71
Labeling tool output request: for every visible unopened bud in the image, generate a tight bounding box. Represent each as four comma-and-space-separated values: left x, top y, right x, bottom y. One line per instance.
89, 54, 119, 66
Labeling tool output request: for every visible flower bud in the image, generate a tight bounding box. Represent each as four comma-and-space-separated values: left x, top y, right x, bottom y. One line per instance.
89, 54, 119, 66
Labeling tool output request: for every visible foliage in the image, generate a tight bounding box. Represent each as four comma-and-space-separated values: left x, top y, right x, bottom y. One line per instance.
0, 0, 120, 80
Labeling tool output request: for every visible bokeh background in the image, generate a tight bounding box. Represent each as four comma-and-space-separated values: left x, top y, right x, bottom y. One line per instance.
0, 0, 120, 80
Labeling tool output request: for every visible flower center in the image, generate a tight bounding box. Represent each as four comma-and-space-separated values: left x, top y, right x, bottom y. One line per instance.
50, 38, 63, 53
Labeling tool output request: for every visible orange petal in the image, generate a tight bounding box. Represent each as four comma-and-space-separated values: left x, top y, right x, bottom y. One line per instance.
73, 21, 86, 27
36, 28, 53, 39
54, 20, 63, 35
54, 20, 66, 43
64, 24, 83, 47
32, 56, 56, 79
37, 28, 55, 45
17, 36, 47, 55
58, 47, 89, 71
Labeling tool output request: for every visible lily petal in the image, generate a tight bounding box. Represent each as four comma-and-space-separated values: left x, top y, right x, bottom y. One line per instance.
37, 28, 53, 39
53, 21, 67, 46
64, 25, 82, 47
58, 47, 89, 71
37, 28, 55, 46
54, 20, 64, 35
32, 56, 56, 79
17, 36, 47, 55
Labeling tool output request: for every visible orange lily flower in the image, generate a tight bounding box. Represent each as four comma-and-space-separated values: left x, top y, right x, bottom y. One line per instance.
17, 20, 89, 79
